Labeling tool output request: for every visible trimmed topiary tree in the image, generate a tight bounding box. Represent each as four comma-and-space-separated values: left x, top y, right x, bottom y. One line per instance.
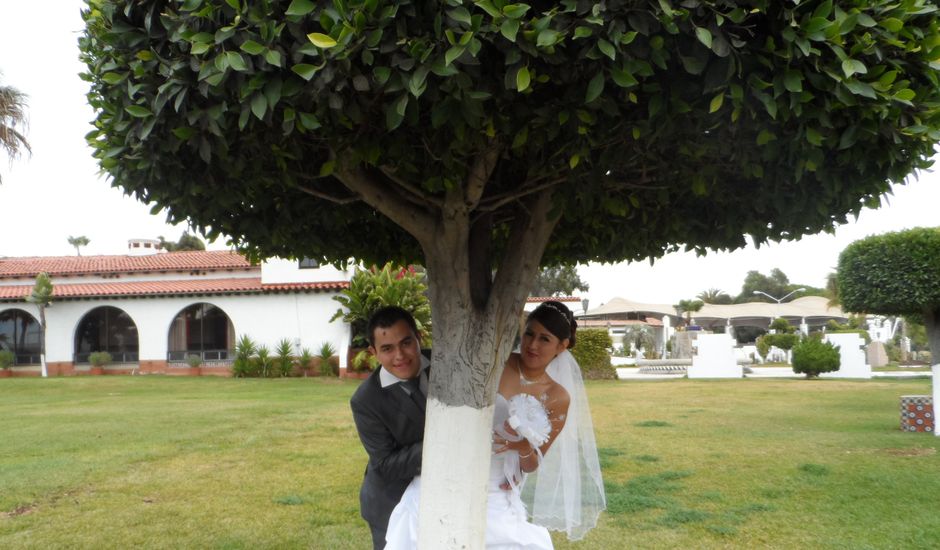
838, 227, 940, 360
570, 328, 616, 380
791, 336, 841, 378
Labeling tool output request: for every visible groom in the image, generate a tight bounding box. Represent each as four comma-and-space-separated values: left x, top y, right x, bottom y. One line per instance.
350, 306, 429, 550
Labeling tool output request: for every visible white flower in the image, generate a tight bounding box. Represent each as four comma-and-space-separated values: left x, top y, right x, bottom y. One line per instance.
506, 393, 551, 448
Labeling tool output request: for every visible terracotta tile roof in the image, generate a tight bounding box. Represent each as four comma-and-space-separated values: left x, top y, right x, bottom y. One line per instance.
0, 251, 254, 279
0, 278, 348, 301
526, 296, 583, 303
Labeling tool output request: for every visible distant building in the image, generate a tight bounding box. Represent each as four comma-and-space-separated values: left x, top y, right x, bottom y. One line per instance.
0, 243, 351, 376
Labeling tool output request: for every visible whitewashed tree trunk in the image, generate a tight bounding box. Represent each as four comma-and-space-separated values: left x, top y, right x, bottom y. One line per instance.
337, 157, 558, 548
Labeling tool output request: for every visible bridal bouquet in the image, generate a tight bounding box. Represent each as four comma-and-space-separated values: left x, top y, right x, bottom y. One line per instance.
506, 393, 551, 449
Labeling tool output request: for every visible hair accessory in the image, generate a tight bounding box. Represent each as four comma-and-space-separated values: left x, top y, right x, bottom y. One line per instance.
539, 302, 571, 324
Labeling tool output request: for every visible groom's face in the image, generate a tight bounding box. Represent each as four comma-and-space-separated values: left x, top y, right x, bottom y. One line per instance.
369, 319, 421, 380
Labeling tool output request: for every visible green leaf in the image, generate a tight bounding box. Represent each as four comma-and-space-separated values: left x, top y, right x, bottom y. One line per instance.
569, 154, 579, 168
893, 89, 916, 101
516, 66, 531, 92
445, 45, 465, 66
448, 7, 472, 26
240, 40, 265, 55
880, 18, 903, 33
172, 127, 195, 140
844, 79, 876, 99
695, 27, 712, 49
125, 105, 152, 118
841, 59, 867, 78
502, 4, 530, 19
784, 70, 803, 93
597, 39, 615, 60
191, 42, 211, 55
285, 0, 316, 16
537, 30, 560, 48
709, 92, 724, 113
307, 33, 337, 48
805, 127, 823, 146
610, 67, 638, 88
756, 129, 776, 145
265, 50, 282, 67
225, 0, 240, 9
585, 72, 604, 103
475, 0, 501, 18
291, 63, 319, 80
500, 19, 520, 42
319, 160, 335, 177
226, 51, 248, 71
574, 27, 594, 39
102, 72, 126, 84
251, 93, 266, 120
373, 67, 391, 84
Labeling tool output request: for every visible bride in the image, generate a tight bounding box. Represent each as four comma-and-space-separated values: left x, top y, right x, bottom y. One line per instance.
385, 301, 606, 548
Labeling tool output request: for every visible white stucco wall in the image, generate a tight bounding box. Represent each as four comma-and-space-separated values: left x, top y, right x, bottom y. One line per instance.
13, 292, 350, 368
260, 258, 352, 284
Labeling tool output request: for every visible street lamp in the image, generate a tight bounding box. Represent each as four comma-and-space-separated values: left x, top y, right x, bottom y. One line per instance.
752, 288, 806, 304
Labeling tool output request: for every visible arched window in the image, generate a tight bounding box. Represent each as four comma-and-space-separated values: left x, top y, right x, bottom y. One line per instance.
0, 308, 41, 365
167, 303, 235, 362
74, 306, 139, 363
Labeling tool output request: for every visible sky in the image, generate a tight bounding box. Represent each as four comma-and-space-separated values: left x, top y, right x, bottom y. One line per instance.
2, 2, 938, 307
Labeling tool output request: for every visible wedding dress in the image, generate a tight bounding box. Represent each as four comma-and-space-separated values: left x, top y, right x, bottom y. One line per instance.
384, 393, 553, 549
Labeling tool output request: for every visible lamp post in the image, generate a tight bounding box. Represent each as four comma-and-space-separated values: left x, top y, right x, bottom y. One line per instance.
753, 288, 805, 329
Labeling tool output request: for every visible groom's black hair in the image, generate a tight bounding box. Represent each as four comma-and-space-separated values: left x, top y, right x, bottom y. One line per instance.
367, 306, 420, 346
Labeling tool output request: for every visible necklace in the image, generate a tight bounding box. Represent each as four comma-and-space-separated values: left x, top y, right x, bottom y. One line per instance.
518, 365, 546, 386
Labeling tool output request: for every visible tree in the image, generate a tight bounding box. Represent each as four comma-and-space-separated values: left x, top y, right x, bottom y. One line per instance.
158, 231, 206, 252
674, 299, 704, 325
530, 265, 588, 297
0, 74, 31, 182
25, 272, 53, 378
791, 336, 841, 378
67, 235, 90, 256
838, 227, 940, 359
697, 288, 732, 304
80, 2, 940, 545
735, 268, 825, 303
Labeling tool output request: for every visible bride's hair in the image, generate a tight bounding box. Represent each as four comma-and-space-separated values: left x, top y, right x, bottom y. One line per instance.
527, 301, 578, 348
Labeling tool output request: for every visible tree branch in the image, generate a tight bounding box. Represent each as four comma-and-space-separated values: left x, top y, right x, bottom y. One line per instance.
477, 176, 567, 213
465, 143, 501, 210
379, 165, 445, 210
295, 184, 361, 205
335, 160, 437, 244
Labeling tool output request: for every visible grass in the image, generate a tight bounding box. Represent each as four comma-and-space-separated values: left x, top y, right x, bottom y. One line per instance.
2, 377, 939, 549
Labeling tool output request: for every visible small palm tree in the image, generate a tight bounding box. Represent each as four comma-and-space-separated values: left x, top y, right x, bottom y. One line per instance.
25, 273, 53, 378
1, 76, 31, 182
67, 236, 91, 256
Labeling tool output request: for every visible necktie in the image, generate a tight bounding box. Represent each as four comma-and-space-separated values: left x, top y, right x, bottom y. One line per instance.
401, 378, 426, 413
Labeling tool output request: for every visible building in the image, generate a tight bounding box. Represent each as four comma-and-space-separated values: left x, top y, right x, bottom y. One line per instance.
0, 241, 351, 376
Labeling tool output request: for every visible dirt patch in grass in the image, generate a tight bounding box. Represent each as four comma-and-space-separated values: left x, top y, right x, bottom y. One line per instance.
880, 447, 937, 457
1, 503, 37, 519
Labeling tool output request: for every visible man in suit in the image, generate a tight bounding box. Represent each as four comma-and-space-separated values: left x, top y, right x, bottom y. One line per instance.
350, 306, 429, 550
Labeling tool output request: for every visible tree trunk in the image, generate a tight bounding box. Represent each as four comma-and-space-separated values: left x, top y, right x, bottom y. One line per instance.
416, 192, 557, 549
39, 305, 47, 378
925, 307, 940, 368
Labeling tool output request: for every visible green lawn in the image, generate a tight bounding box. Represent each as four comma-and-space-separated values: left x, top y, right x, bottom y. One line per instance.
1, 377, 937, 549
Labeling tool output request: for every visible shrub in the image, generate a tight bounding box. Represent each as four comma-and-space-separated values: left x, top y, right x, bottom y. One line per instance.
297, 347, 314, 376
570, 329, 616, 380
275, 339, 294, 377
0, 349, 14, 369
769, 317, 795, 333
232, 335, 258, 378
756, 336, 770, 361
792, 337, 841, 378
256, 346, 273, 378
317, 342, 337, 376
351, 349, 379, 372
186, 354, 202, 369
88, 351, 112, 367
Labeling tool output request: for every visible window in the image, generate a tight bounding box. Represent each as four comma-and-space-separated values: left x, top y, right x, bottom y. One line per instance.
167, 303, 235, 362
74, 306, 139, 363
298, 257, 319, 269
0, 309, 41, 365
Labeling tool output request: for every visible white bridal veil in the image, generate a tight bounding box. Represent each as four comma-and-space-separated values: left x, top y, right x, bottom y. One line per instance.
522, 349, 606, 540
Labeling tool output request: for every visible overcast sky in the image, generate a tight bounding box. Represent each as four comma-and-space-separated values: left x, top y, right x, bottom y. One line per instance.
2, 2, 938, 307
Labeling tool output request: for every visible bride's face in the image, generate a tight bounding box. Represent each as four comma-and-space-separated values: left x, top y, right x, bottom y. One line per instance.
520, 320, 569, 371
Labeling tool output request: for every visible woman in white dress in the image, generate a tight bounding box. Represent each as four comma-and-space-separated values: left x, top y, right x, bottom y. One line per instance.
385, 301, 606, 549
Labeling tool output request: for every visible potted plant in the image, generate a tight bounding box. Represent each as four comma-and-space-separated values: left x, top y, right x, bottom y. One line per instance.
88, 351, 112, 375
0, 349, 14, 378
185, 354, 202, 376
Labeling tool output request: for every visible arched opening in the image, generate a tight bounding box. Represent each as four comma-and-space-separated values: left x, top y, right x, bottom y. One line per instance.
167, 303, 235, 362
74, 306, 139, 363
0, 308, 41, 365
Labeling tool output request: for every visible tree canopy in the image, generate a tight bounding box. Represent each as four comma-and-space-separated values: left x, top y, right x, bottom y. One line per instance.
158, 231, 206, 251
735, 268, 824, 303
530, 265, 588, 297
80, 0, 940, 270
0, 73, 31, 182
837, 226, 940, 353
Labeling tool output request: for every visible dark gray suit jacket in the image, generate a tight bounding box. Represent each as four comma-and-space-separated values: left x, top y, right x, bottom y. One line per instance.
350, 366, 426, 531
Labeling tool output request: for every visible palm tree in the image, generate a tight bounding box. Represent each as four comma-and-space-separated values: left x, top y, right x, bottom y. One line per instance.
697, 288, 733, 304
1, 74, 31, 182
67, 235, 91, 256
26, 273, 53, 378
